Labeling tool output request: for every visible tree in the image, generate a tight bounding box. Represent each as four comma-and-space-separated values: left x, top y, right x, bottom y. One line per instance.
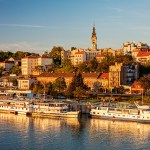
0, 67, 4, 77
0, 51, 13, 61
10, 65, 21, 75
32, 81, 44, 94
77, 63, 89, 72
49, 46, 63, 65
61, 58, 74, 72
73, 87, 86, 100
88, 58, 98, 72
66, 72, 88, 98
53, 77, 67, 93
139, 75, 150, 94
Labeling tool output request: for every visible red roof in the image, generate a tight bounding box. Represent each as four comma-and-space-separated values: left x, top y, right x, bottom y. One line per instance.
95, 54, 105, 58
23, 56, 40, 59
98, 73, 109, 79
137, 51, 150, 57
75, 51, 84, 55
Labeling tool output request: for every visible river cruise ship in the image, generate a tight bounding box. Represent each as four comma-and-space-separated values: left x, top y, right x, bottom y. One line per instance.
32, 102, 80, 118
89, 102, 150, 123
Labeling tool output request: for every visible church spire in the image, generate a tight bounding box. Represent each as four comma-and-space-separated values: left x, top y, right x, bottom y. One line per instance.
91, 25, 97, 50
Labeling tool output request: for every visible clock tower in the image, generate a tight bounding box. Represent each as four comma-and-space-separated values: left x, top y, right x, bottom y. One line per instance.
91, 25, 97, 50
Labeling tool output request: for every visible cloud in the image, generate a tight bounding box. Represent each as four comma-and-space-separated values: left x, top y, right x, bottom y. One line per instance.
107, 7, 123, 13
0, 24, 49, 28
0, 41, 50, 54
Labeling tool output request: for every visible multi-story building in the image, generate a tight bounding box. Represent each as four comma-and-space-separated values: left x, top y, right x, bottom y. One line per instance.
61, 25, 102, 66
120, 64, 139, 85
122, 41, 149, 55
21, 55, 53, 76
74, 51, 86, 65
0, 60, 14, 72
109, 63, 122, 89
18, 78, 36, 90
109, 62, 139, 90
37, 72, 101, 90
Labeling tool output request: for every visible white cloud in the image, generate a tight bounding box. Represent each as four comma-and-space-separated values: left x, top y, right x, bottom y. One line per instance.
0, 41, 50, 54
0, 24, 49, 28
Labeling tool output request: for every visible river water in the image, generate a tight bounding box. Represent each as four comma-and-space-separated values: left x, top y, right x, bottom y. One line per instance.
0, 113, 150, 150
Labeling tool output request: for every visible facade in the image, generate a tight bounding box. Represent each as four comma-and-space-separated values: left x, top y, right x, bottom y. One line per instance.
136, 50, 150, 64
91, 25, 97, 50
98, 73, 109, 93
61, 25, 101, 66
18, 78, 36, 90
122, 41, 149, 55
95, 54, 105, 63
120, 64, 139, 85
74, 51, 86, 65
109, 63, 139, 91
131, 81, 143, 94
21, 55, 53, 76
37, 72, 101, 89
0, 60, 14, 72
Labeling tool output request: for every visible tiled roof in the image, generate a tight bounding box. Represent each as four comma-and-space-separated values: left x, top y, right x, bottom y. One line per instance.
137, 51, 150, 57
75, 51, 85, 55
23, 56, 40, 59
98, 73, 109, 79
95, 54, 105, 58
38, 72, 101, 78
131, 81, 142, 86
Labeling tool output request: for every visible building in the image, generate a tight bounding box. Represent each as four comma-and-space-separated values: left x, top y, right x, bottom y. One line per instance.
131, 81, 143, 94
21, 55, 53, 76
61, 25, 102, 66
98, 73, 109, 93
120, 64, 139, 85
0, 60, 14, 72
109, 63, 122, 89
109, 62, 139, 91
18, 78, 36, 90
37, 72, 101, 90
122, 41, 149, 55
74, 51, 86, 65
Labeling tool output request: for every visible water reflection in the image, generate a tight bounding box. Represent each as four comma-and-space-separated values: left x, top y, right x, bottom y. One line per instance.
89, 119, 150, 150
0, 114, 150, 150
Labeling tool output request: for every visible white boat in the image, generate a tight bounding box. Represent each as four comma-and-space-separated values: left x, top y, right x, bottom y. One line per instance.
0, 101, 15, 113
89, 102, 150, 123
32, 102, 80, 118
14, 101, 33, 115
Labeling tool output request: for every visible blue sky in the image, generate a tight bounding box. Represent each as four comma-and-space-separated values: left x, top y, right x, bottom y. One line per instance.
0, 0, 150, 54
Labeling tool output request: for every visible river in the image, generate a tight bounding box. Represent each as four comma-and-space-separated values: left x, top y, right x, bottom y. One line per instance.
0, 113, 150, 150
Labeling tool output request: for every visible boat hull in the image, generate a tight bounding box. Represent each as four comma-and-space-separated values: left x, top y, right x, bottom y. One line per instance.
32, 111, 80, 118
89, 114, 150, 123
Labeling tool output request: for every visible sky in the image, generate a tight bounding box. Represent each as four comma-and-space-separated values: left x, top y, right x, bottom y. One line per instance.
0, 0, 150, 54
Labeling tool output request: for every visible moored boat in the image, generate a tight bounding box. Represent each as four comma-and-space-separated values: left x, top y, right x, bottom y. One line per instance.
89, 102, 150, 123
32, 102, 80, 118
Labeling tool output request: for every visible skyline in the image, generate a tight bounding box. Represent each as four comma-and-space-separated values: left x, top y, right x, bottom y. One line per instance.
0, 0, 150, 54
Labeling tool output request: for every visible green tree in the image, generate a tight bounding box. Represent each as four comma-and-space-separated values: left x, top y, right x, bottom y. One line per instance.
73, 87, 86, 100
32, 81, 44, 94
66, 72, 88, 98
88, 58, 98, 72
11, 78, 18, 86
53, 77, 67, 92
0, 67, 4, 77
49, 46, 63, 65
62, 58, 74, 72
77, 63, 89, 72
0, 51, 13, 61
139, 75, 150, 94
10, 65, 21, 75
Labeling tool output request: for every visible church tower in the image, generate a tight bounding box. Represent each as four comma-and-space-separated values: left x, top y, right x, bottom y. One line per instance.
91, 25, 97, 50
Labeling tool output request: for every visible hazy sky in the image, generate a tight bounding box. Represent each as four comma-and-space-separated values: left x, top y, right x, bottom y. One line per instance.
0, 0, 150, 54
